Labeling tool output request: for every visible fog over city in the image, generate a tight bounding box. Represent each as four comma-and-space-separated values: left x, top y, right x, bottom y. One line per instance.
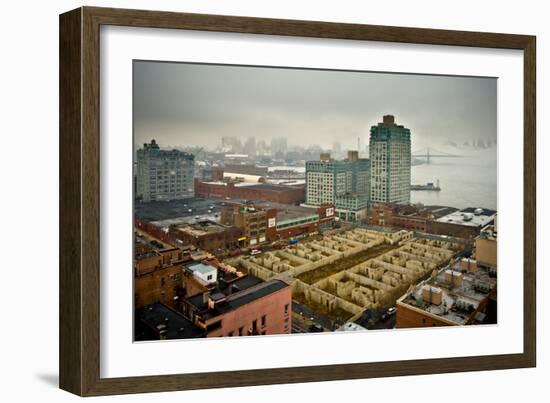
132, 61, 499, 340
134, 61, 497, 152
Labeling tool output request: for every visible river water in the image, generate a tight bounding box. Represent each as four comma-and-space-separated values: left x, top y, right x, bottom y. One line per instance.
268, 149, 497, 211
411, 149, 497, 210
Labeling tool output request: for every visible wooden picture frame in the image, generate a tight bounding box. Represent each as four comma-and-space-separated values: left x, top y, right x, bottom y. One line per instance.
59, 6, 536, 396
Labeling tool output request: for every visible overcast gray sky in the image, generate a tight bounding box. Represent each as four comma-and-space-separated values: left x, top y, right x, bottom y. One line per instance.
133, 61, 497, 152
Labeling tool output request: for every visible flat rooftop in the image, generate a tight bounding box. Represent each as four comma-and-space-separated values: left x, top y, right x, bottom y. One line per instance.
277, 210, 317, 223
266, 179, 306, 186
234, 183, 304, 191
436, 207, 496, 227
174, 220, 234, 236
224, 275, 264, 292
135, 229, 175, 253
135, 197, 225, 223
136, 303, 206, 340
187, 262, 217, 275
256, 201, 318, 222
136, 196, 319, 230
230, 199, 320, 222
189, 279, 289, 320
421, 205, 459, 218
399, 265, 496, 325
135, 251, 158, 261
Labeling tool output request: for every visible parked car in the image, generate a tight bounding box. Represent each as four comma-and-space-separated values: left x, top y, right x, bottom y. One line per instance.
387, 307, 397, 315
250, 249, 262, 256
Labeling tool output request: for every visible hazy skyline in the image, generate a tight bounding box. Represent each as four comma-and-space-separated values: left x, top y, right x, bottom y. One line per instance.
134, 61, 497, 152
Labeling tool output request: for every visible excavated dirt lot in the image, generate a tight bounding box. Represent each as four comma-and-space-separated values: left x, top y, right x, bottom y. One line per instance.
295, 243, 401, 285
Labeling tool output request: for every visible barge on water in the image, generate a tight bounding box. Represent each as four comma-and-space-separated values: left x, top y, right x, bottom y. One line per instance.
411, 180, 441, 191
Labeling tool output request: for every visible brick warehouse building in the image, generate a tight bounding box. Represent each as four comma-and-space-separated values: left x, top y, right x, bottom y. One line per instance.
168, 220, 243, 253
194, 179, 305, 205
134, 230, 209, 310
184, 279, 292, 337
370, 204, 432, 232
134, 248, 185, 310
221, 203, 268, 246
221, 200, 335, 246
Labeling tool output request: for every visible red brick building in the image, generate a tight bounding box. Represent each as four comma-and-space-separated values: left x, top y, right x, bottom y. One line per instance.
195, 179, 305, 204
370, 204, 432, 232
134, 232, 209, 311
185, 279, 292, 337
169, 220, 243, 253
266, 204, 334, 241
221, 203, 268, 246
221, 200, 335, 245
135, 217, 176, 246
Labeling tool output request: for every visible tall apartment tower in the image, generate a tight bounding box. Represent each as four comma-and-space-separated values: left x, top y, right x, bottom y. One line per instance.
305, 150, 370, 221
136, 139, 195, 202
369, 115, 411, 205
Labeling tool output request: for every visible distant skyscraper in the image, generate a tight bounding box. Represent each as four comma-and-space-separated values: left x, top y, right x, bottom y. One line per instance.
221, 136, 243, 153
270, 137, 288, 155
136, 139, 195, 202
256, 139, 268, 155
244, 137, 257, 156
305, 151, 370, 221
369, 115, 411, 205
332, 141, 342, 155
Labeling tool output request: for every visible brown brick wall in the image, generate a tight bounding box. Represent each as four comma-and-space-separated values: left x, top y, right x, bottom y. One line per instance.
431, 221, 481, 239
135, 218, 177, 246
195, 179, 305, 204
370, 205, 430, 231
396, 302, 454, 328
169, 226, 243, 252
476, 237, 497, 268
134, 264, 183, 310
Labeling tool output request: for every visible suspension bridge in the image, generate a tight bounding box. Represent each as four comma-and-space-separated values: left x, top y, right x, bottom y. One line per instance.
411, 147, 463, 164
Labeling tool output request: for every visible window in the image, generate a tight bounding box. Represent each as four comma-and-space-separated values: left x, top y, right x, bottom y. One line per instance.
238, 327, 243, 336
207, 274, 213, 280
261, 315, 266, 327
206, 320, 222, 332
284, 304, 289, 315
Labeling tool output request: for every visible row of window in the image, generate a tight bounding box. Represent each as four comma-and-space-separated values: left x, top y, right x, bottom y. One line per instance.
221, 304, 290, 337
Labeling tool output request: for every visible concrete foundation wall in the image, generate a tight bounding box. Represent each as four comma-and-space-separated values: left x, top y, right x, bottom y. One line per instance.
240, 228, 462, 323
